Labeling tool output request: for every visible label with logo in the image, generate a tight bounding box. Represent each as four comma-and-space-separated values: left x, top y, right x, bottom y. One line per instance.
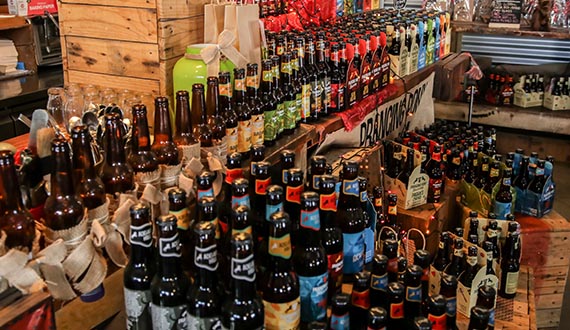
266, 203, 283, 221
319, 193, 337, 211
263, 298, 301, 330
327, 252, 344, 292
169, 208, 190, 231
311, 80, 323, 114
225, 168, 243, 185
284, 100, 296, 130
130, 223, 153, 247
505, 271, 519, 294
312, 175, 322, 191
330, 312, 349, 330
226, 126, 238, 154
493, 201, 512, 220
231, 194, 250, 209
159, 234, 181, 258
237, 120, 252, 154
445, 296, 456, 317
255, 178, 271, 196
247, 75, 259, 90
286, 185, 302, 204
276, 102, 285, 135
269, 234, 292, 259
406, 285, 422, 303
263, 70, 273, 82
429, 178, 442, 200
195, 244, 218, 271
388, 205, 397, 215
219, 83, 232, 98
251, 114, 264, 145
301, 208, 320, 231
187, 315, 222, 330
298, 272, 328, 322
124, 288, 152, 330
231, 254, 256, 282
374, 197, 383, 208
150, 304, 186, 330
301, 84, 311, 119
342, 179, 359, 197
390, 301, 404, 319
352, 288, 370, 309
295, 93, 302, 122
364, 225, 374, 264
428, 313, 447, 330
371, 273, 388, 291
343, 231, 365, 274
264, 109, 278, 141
490, 168, 500, 178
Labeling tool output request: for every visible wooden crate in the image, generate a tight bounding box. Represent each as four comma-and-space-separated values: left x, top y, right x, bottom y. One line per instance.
58, 0, 205, 98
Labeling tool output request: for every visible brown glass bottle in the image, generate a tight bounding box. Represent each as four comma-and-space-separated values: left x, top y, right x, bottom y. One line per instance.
220, 71, 238, 155
246, 63, 265, 147
71, 125, 106, 210
128, 104, 160, 196
261, 59, 278, 146
271, 55, 286, 139
207, 77, 227, 156
173, 90, 200, 164
44, 138, 85, 230
234, 68, 252, 159
192, 84, 213, 148
151, 97, 179, 166
281, 52, 297, 135
101, 113, 135, 194
0, 150, 35, 250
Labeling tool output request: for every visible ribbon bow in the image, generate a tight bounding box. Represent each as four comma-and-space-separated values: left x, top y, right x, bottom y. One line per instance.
201, 29, 249, 76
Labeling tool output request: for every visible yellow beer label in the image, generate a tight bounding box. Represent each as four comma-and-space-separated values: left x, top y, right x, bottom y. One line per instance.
219, 83, 232, 97
388, 205, 397, 215
226, 126, 238, 154
238, 120, 252, 153
269, 234, 292, 259
251, 114, 265, 145
263, 70, 273, 82
247, 75, 259, 89
263, 297, 301, 330
490, 168, 500, 177
235, 78, 246, 92
170, 208, 190, 230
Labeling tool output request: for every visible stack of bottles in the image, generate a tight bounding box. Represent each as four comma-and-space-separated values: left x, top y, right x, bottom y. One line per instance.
544, 75, 570, 110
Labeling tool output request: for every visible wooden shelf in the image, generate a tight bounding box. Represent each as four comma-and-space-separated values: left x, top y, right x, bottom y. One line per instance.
434, 100, 570, 136
451, 21, 570, 40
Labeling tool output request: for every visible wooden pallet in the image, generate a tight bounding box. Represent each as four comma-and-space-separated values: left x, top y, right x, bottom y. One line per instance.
58, 0, 205, 98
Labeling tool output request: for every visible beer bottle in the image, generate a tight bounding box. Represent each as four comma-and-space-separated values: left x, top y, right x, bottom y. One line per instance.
234, 68, 252, 159
319, 175, 344, 300
197, 196, 221, 243
446, 148, 462, 182
443, 238, 465, 278
192, 84, 214, 148
427, 294, 446, 330
398, 148, 416, 187
306, 35, 321, 121
220, 152, 243, 233
414, 249, 431, 313
426, 145, 443, 203
387, 282, 405, 328
499, 230, 520, 299
383, 239, 399, 283
151, 97, 179, 166
296, 37, 312, 124
329, 43, 345, 113
467, 212, 479, 245
346, 38, 362, 108
151, 214, 189, 329
261, 59, 278, 146
285, 168, 304, 248
168, 188, 192, 271
261, 211, 301, 330
387, 144, 402, 179
246, 63, 265, 147
197, 170, 215, 201
208, 76, 228, 159
222, 232, 264, 329
316, 35, 331, 117
397, 256, 408, 284
465, 144, 479, 185
270, 55, 285, 138
359, 176, 374, 265
45, 138, 85, 230
440, 274, 458, 330
358, 35, 373, 100
173, 90, 200, 164
381, 193, 402, 245
291, 49, 303, 127
528, 159, 546, 194
250, 143, 266, 178
467, 306, 490, 330
275, 149, 295, 187
476, 285, 496, 330
71, 125, 106, 210
0, 151, 35, 250
220, 71, 238, 155
370, 33, 382, 94
101, 113, 135, 194
372, 186, 385, 229
513, 156, 530, 190
187, 221, 222, 329
483, 160, 501, 194
257, 184, 284, 274
484, 220, 501, 265
221, 203, 252, 296
350, 271, 371, 330
380, 33, 391, 89
459, 246, 480, 289
124, 203, 154, 330
330, 293, 350, 330
474, 155, 489, 189
404, 265, 423, 320
493, 168, 513, 220
281, 53, 298, 135
251, 161, 271, 241
420, 144, 429, 173
368, 307, 387, 330
370, 254, 389, 309
128, 104, 160, 193
432, 232, 451, 272
306, 155, 327, 192
293, 191, 328, 324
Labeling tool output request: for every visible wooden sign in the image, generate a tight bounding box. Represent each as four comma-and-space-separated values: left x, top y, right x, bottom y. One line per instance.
489, 0, 522, 28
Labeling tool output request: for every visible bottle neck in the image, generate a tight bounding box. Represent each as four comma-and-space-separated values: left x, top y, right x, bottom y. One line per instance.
281, 61, 292, 86
231, 254, 257, 300
219, 80, 232, 112
105, 124, 126, 164
175, 97, 193, 135
194, 244, 218, 288
299, 206, 321, 246
132, 115, 152, 152
73, 137, 97, 179
207, 84, 220, 117
338, 176, 360, 206
0, 162, 24, 209
234, 76, 246, 105
261, 68, 274, 95
154, 105, 174, 142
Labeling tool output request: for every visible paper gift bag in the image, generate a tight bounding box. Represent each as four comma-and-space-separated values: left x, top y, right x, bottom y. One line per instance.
204, 1, 227, 43
224, 3, 238, 49
235, 4, 262, 67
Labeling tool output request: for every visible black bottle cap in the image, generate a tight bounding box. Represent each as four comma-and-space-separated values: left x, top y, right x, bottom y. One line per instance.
388, 281, 405, 296
307, 321, 327, 330
168, 187, 186, 203
332, 292, 351, 310
441, 274, 458, 291
413, 317, 432, 330
483, 241, 493, 253
398, 256, 408, 272
388, 193, 397, 203
227, 152, 242, 169
252, 144, 266, 160
198, 170, 215, 186
488, 220, 498, 230
232, 178, 249, 195
266, 185, 284, 204
467, 245, 478, 257
469, 210, 479, 218
508, 221, 520, 233
429, 294, 446, 308
301, 191, 319, 206
383, 239, 398, 254
130, 203, 150, 219
319, 175, 336, 192
477, 284, 496, 300
373, 254, 389, 274
368, 307, 388, 328
281, 149, 295, 162
354, 271, 371, 290
193, 220, 216, 240
470, 306, 490, 324
414, 250, 431, 268
255, 161, 271, 176
454, 238, 464, 249
287, 168, 304, 184
406, 264, 423, 280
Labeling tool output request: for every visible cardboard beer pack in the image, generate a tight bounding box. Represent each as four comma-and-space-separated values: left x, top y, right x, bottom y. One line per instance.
513, 75, 543, 108
511, 152, 555, 217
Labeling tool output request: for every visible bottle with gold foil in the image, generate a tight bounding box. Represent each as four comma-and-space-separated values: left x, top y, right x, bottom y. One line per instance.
234, 68, 252, 159
151, 97, 179, 166
0, 150, 35, 251
168, 188, 192, 272
220, 71, 238, 155
173, 90, 200, 165
101, 113, 135, 195
128, 104, 160, 195
246, 63, 265, 147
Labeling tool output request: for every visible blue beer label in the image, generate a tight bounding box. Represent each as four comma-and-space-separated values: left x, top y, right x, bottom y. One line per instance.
489, 307, 495, 327
360, 191, 368, 202
342, 231, 365, 274
335, 182, 341, 206
371, 274, 388, 291
299, 273, 328, 323
198, 188, 214, 200
342, 179, 359, 197
406, 285, 422, 303
301, 209, 320, 231
364, 226, 375, 264
282, 170, 290, 185
446, 297, 456, 317
266, 203, 283, 221
493, 201, 512, 220
312, 175, 322, 191
232, 195, 250, 209
330, 313, 350, 330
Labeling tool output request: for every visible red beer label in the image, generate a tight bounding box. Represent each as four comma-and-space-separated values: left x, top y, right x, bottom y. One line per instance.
428, 313, 447, 330
319, 193, 337, 211
390, 301, 404, 319
225, 168, 243, 184
351, 289, 370, 309
286, 185, 303, 204
255, 178, 271, 195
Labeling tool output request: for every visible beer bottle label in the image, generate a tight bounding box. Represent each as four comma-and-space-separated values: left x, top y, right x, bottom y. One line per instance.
237, 119, 252, 154
331, 83, 340, 109
371, 273, 388, 291
352, 289, 370, 309
255, 178, 271, 196
219, 83, 232, 98
281, 170, 289, 185
312, 175, 322, 191
124, 287, 152, 330
298, 272, 328, 323
130, 223, 153, 247
169, 208, 190, 231
263, 297, 301, 330
276, 101, 285, 134
269, 233, 292, 259
284, 100, 296, 130
330, 312, 349, 330
428, 313, 447, 330
301, 84, 311, 119
327, 252, 344, 292
225, 168, 243, 185
266, 203, 283, 221
324, 77, 331, 107
226, 126, 238, 154
374, 198, 383, 208
263, 109, 278, 141
342, 231, 365, 274
198, 188, 214, 200
493, 200, 512, 220
445, 296, 456, 317
311, 80, 322, 114
231, 194, 250, 209
247, 75, 259, 90
231, 254, 256, 282
342, 179, 359, 197
150, 303, 186, 330
429, 178, 443, 201
319, 192, 337, 211
301, 208, 320, 231
195, 244, 218, 271
286, 186, 302, 204
505, 271, 519, 294
235, 78, 246, 92
406, 285, 422, 303
360, 190, 368, 203
489, 307, 496, 327
381, 55, 391, 87
365, 226, 375, 264
251, 114, 265, 145
389, 301, 404, 319
187, 315, 222, 330
158, 233, 181, 258
295, 92, 302, 122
